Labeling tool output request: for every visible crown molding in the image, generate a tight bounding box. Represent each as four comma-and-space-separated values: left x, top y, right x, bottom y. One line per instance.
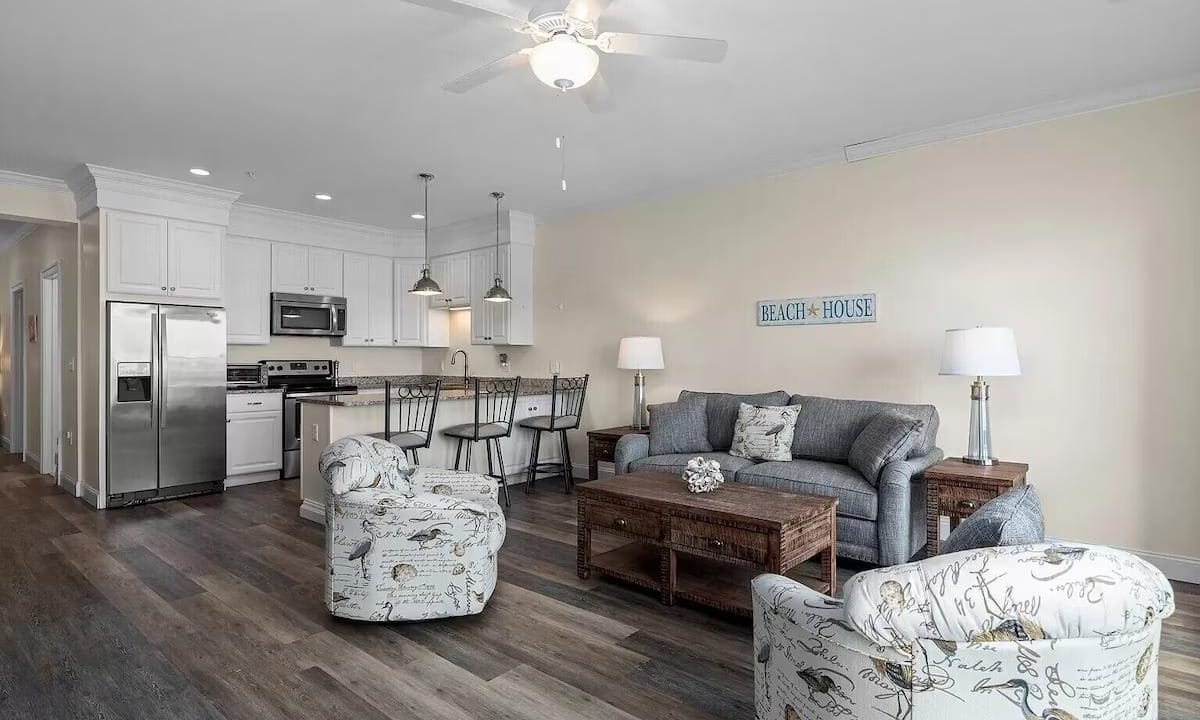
68, 163, 242, 224
0, 169, 70, 192
844, 73, 1200, 162
228, 203, 424, 257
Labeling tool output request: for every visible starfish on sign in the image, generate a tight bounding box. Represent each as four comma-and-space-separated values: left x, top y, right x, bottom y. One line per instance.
807, 304, 821, 318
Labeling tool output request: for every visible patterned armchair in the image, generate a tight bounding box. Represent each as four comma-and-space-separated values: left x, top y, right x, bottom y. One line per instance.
319, 435, 506, 621
753, 543, 1175, 720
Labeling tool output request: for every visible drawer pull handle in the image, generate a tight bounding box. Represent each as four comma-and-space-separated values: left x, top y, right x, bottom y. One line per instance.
957, 500, 979, 511
707, 538, 724, 550
247, 401, 263, 406
613, 518, 629, 529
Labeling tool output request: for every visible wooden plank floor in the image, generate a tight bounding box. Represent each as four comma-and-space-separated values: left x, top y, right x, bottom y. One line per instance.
0, 454, 1196, 719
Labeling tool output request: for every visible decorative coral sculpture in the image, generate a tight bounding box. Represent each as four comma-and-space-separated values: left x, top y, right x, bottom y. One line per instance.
683, 456, 724, 493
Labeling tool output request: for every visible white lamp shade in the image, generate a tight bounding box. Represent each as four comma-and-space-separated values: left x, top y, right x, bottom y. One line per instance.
940, 327, 1021, 377
617, 336, 665, 370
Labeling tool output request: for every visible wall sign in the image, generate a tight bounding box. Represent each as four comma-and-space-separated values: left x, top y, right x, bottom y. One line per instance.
757, 293, 877, 326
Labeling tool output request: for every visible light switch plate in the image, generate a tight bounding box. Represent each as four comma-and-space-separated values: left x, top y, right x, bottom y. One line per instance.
311, 424, 319, 442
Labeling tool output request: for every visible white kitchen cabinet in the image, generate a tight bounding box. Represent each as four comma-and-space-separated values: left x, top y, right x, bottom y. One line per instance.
468, 243, 533, 346
393, 258, 450, 347
430, 253, 470, 308
107, 211, 168, 295
226, 392, 282, 479
167, 220, 222, 299
469, 248, 495, 344
272, 243, 344, 296
338, 252, 391, 346
107, 211, 224, 300
225, 237, 271, 344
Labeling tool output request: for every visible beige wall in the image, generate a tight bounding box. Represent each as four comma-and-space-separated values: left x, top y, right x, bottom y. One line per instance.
227, 338, 424, 377
500, 91, 1200, 561
0, 223, 80, 482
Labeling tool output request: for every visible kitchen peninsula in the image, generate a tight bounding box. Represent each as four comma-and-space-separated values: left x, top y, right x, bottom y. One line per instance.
296, 375, 563, 522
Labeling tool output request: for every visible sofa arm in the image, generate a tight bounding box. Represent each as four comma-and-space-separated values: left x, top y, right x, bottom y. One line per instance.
875, 448, 943, 566
613, 433, 650, 474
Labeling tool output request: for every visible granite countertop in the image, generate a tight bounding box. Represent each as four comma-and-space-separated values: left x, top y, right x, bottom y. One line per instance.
226, 386, 283, 395
302, 375, 558, 407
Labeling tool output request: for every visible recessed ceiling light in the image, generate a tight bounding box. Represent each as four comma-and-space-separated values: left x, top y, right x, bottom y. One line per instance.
411, 213, 425, 219
189, 168, 210, 176
314, 193, 333, 201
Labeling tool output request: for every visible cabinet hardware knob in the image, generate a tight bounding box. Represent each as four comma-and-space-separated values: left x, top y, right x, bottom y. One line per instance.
958, 500, 979, 510
613, 518, 628, 529
170, 287, 175, 291
161, 286, 167, 291
707, 538, 724, 549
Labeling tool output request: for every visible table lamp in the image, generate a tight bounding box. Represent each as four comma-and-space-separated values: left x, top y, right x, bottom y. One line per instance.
939, 327, 1021, 465
618, 336, 664, 430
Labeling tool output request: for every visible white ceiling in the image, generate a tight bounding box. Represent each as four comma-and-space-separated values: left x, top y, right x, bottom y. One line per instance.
1, 0, 1198, 229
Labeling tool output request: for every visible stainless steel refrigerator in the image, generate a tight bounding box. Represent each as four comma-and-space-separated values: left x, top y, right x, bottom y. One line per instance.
107, 302, 226, 507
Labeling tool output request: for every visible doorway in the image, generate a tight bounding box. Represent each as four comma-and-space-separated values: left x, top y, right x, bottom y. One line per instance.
9, 285, 25, 458
40, 265, 62, 481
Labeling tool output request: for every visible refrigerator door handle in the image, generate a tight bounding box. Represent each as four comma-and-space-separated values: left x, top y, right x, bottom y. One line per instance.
159, 311, 168, 429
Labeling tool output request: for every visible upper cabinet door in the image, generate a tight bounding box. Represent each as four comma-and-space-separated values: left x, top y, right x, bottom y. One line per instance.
107, 211, 168, 295
340, 252, 370, 345
309, 248, 344, 296
393, 258, 426, 346
367, 258, 393, 345
449, 253, 471, 306
166, 220, 222, 299
272, 243, 310, 293
226, 237, 271, 344
487, 244, 510, 344
469, 248, 494, 344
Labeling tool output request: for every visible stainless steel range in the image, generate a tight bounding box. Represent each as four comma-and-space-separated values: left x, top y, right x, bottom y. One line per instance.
261, 360, 357, 478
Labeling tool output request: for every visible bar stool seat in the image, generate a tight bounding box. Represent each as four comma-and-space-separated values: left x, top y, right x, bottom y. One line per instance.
368, 378, 441, 465
366, 429, 428, 449
519, 415, 579, 431
442, 422, 509, 440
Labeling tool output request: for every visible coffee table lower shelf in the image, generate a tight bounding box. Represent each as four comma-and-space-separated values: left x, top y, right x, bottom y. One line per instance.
588, 542, 830, 616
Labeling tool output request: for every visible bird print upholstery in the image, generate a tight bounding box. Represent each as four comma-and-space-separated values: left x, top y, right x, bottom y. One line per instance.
753, 543, 1175, 719
321, 435, 506, 621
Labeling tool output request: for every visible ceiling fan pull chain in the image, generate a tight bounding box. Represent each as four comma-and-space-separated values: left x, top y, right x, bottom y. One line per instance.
557, 134, 567, 192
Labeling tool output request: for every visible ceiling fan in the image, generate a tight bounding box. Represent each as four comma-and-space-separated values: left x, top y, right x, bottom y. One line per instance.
399, 0, 728, 111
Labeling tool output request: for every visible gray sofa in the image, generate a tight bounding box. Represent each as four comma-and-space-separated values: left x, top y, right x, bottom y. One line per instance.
613, 390, 943, 566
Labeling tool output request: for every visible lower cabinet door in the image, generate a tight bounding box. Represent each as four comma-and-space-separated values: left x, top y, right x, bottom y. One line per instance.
226, 411, 283, 475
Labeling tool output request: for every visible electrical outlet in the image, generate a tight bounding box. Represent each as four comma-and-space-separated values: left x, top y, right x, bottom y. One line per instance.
68, 357, 75, 372
311, 424, 319, 442
66, 431, 73, 445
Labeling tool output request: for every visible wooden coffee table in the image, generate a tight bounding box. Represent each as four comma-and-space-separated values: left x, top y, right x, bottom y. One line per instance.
576, 470, 838, 616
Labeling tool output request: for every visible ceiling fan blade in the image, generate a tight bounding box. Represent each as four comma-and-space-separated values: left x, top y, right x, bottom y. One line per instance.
442, 50, 531, 93
397, 0, 529, 31
595, 31, 727, 62
581, 71, 615, 113
565, 0, 615, 23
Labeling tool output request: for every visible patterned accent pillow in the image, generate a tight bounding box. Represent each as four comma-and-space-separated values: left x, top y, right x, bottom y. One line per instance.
940, 485, 1045, 554
847, 411, 924, 484
319, 435, 415, 496
730, 403, 801, 462
648, 397, 713, 455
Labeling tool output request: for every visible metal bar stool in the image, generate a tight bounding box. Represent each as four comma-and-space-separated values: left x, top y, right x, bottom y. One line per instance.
519, 375, 588, 494
441, 376, 521, 507
368, 377, 441, 465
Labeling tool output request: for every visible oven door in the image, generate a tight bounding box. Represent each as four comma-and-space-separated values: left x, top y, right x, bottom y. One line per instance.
271, 293, 346, 336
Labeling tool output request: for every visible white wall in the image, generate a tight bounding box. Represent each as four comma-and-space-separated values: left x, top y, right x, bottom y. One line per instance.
501, 91, 1200, 563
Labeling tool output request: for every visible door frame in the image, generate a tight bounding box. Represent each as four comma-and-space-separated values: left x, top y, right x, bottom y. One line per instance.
9, 284, 26, 459
40, 264, 63, 481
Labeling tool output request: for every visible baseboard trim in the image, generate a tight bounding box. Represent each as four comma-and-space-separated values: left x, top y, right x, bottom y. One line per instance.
225, 470, 281, 488
24, 450, 40, 468
57, 472, 77, 495
299, 498, 325, 525
0, 435, 10, 451
574, 461, 614, 480
1047, 536, 1200, 584
80, 483, 99, 508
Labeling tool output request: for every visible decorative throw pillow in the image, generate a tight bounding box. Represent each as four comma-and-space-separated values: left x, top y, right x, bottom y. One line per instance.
940, 485, 1045, 555
648, 397, 713, 455
847, 411, 925, 483
730, 403, 801, 462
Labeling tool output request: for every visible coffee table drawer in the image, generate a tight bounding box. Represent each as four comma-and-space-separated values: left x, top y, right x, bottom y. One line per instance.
671, 517, 768, 564
585, 502, 661, 540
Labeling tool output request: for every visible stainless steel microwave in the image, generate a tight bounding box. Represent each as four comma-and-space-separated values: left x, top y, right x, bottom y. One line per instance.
271, 293, 347, 336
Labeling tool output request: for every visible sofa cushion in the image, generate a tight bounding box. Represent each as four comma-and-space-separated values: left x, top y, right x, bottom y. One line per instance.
629, 452, 757, 482
648, 397, 712, 455
679, 389, 790, 451
730, 403, 801, 462
847, 411, 925, 484
788, 395, 939, 462
940, 485, 1045, 554
735, 459, 878, 521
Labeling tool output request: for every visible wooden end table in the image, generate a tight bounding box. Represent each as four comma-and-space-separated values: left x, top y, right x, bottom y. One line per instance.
925, 458, 1029, 555
586, 425, 648, 481
577, 471, 837, 616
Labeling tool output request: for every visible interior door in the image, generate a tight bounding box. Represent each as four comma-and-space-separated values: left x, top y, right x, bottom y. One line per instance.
158, 305, 226, 488
107, 302, 158, 496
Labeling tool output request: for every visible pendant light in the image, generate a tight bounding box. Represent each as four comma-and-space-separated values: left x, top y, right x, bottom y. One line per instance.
410, 172, 442, 296
483, 191, 512, 303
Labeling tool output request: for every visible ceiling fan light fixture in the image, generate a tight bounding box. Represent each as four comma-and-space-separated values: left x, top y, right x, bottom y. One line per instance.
529, 34, 599, 90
